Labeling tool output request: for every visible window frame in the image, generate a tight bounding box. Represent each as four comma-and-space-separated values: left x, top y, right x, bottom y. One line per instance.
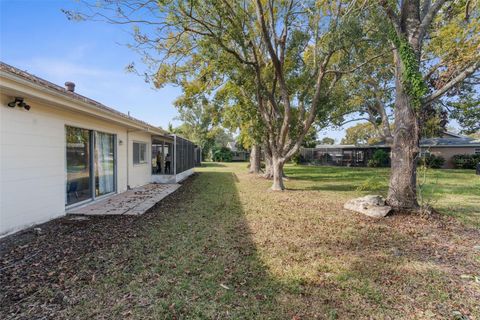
133, 141, 148, 165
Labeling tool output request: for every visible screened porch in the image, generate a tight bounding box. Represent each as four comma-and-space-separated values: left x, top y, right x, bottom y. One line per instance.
151, 134, 198, 183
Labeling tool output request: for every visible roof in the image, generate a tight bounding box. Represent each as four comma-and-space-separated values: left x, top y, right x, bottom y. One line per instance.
314, 144, 356, 149
0, 61, 169, 136
311, 135, 480, 150
419, 136, 480, 147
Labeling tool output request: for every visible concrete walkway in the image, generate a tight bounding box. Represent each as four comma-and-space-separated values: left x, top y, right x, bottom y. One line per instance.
67, 183, 181, 216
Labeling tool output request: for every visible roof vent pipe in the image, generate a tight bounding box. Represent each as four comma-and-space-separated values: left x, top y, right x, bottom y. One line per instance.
65, 81, 75, 92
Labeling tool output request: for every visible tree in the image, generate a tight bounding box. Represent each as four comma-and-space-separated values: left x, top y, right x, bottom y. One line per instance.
333, 49, 396, 144
216, 81, 265, 174
302, 127, 318, 148
341, 122, 383, 145
168, 98, 222, 159
379, 0, 480, 211
68, 0, 379, 191
448, 85, 480, 134
320, 137, 335, 145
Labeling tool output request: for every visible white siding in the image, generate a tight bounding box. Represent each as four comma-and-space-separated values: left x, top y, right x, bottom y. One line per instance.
127, 131, 152, 188
0, 93, 133, 236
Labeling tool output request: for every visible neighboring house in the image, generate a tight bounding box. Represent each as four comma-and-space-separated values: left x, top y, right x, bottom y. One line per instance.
226, 141, 249, 161
0, 62, 198, 237
300, 132, 480, 168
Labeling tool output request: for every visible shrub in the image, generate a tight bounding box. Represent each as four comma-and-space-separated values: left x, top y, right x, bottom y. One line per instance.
452, 154, 480, 169
367, 149, 389, 167
418, 153, 446, 169
291, 153, 305, 165
212, 147, 232, 162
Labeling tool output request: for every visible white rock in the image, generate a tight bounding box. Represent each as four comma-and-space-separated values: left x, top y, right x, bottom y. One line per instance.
344, 195, 391, 218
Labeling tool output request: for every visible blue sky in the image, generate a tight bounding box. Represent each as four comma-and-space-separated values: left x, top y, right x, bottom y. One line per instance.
0, 0, 348, 141
0, 0, 183, 129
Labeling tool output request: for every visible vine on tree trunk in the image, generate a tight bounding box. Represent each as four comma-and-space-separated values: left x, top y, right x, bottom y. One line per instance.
388, 27, 427, 110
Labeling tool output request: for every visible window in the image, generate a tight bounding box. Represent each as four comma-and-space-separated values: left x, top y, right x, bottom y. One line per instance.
66, 126, 116, 206
133, 142, 147, 164
475, 148, 480, 155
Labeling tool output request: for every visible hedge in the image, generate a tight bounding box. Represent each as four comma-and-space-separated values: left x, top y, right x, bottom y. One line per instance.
452, 154, 480, 169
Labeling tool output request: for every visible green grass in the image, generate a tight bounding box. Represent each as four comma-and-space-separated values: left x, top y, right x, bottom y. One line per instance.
56, 163, 480, 319
281, 164, 480, 227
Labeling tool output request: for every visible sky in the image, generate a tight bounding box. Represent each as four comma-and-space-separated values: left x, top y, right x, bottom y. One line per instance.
0, 0, 348, 142
0, 0, 183, 130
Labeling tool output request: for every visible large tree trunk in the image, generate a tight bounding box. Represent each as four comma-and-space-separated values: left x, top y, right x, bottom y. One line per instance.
249, 145, 261, 174
386, 55, 420, 211
271, 156, 285, 190
263, 143, 273, 179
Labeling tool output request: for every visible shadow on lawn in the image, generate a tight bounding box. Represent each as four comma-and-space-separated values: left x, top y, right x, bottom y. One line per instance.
61, 172, 282, 319
2, 167, 478, 319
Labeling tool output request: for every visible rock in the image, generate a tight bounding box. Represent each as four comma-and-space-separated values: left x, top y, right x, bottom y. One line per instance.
33, 227, 43, 235
344, 195, 391, 218
452, 310, 469, 320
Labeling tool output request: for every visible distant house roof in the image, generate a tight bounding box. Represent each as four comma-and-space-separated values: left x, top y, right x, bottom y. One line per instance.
419, 136, 480, 147
314, 144, 356, 149
312, 132, 480, 149
0, 61, 169, 136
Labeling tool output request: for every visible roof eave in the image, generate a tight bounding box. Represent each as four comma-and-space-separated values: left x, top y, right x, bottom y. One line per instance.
0, 70, 168, 137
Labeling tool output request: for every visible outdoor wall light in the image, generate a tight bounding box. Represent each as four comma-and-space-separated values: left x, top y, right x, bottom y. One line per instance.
7, 97, 31, 110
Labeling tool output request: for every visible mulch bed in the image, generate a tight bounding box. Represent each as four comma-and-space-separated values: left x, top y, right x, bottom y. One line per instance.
0, 175, 196, 319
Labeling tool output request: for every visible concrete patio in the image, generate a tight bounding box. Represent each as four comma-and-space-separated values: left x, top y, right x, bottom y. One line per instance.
67, 183, 181, 216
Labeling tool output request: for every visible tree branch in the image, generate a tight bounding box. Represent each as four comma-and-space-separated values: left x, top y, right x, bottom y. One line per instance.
418, 0, 447, 42
423, 60, 480, 105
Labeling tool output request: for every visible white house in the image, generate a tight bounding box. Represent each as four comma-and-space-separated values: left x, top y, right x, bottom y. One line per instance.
0, 62, 196, 237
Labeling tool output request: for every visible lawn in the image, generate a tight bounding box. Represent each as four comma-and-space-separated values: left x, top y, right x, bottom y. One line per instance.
282, 164, 480, 227
1, 163, 479, 319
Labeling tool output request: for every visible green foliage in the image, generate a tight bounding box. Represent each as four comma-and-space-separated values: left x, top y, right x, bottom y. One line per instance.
387, 28, 427, 110
367, 149, 389, 167
320, 137, 335, 145
341, 122, 382, 145
212, 146, 232, 162
418, 153, 446, 169
449, 88, 480, 134
291, 153, 305, 165
452, 154, 480, 169
302, 127, 318, 148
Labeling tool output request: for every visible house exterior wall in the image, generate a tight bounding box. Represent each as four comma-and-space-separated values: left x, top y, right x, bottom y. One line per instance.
127, 131, 152, 188
425, 147, 479, 169
0, 92, 132, 236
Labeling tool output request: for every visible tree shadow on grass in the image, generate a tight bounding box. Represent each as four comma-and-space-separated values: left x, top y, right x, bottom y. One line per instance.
0, 171, 288, 319
2, 168, 478, 319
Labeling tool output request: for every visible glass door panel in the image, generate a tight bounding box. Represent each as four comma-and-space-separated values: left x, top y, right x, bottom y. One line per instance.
66, 126, 92, 205
95, 131, 115, 196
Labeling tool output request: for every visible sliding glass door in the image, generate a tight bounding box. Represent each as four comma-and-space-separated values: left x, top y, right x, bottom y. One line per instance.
66, 126, 92, 205
95, 132, 115, 196
66, 126, 116, 206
